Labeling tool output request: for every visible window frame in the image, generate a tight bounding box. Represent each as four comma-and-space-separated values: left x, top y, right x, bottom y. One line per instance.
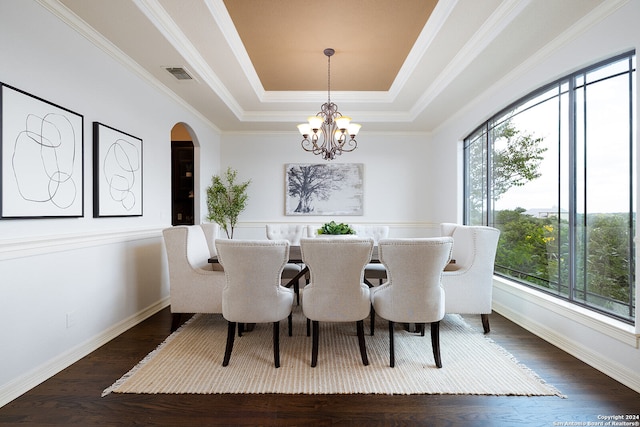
464, 50, 636, 324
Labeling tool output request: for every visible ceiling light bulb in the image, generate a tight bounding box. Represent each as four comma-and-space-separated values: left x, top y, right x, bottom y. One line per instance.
335, 116, 351, 130
308, 116, 323, 130
347, 123, 361, 136
297, 123, 311, 136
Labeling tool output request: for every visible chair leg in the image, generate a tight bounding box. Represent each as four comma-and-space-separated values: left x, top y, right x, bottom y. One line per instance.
306, 318, 311, 337
273, 321, 280, 368
481, 313, 490, 334
419, 323, 426, 337
288, 312, 293, 337
431, 321, 442, 368
222, 321, 236, 367
370, 306, 376, 336
238, 323, 244, 337
170, 313, 182, 332
388, 320, 395, 368
357, 320, 369, 366
311, 320, 319, 367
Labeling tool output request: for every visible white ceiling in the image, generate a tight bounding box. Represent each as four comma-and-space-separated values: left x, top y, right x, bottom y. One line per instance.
46, 0, 611, 134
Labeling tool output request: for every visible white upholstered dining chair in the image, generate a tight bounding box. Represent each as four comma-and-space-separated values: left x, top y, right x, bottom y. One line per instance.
300, 237, 374, 367
440, 223, 501, 334
215, 239, 294, 368
162, 225, 226, 332
370, 237, 453, 368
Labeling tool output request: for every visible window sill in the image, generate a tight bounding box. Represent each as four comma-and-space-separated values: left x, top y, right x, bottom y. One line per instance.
493, 276, 639, 348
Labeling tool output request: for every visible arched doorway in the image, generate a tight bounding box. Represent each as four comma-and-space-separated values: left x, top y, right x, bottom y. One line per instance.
171, 123, 194, 225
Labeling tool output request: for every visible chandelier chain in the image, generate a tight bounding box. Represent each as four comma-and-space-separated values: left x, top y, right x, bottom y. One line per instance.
327, 53, 331, 105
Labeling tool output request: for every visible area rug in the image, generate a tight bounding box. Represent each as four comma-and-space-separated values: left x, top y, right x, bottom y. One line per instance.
102, 308, 564, 397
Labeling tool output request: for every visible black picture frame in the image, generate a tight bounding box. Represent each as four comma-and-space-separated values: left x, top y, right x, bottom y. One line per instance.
1, 83, 84, 219
93, 122, 143, 217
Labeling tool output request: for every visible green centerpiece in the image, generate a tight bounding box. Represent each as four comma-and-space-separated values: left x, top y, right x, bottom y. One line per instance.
317, 221, 355, 236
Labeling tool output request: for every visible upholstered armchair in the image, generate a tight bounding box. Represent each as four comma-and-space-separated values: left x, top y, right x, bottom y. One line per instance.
351, 225, 390, 286
215, 239, 294, 368
440, 223, 501, 334
162, 225, 226, 332
300, 237, 374, 367
370, 238, 453, 368
266, 224, 305, 303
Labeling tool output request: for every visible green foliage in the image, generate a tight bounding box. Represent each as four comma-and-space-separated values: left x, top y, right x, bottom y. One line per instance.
206, 167, 251, 239
468, 119, 547, 218
317, 221, 355, 235
491, 120, 547, 197
495, 209, 633, 311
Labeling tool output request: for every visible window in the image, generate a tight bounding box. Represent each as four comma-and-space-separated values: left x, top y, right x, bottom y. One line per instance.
464, 52, 636, 323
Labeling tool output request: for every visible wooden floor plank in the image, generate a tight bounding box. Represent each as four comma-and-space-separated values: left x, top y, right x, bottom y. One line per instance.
1, 308, 637, 426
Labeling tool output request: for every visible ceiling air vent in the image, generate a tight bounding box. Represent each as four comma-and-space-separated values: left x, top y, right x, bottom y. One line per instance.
165, 67, 193, 80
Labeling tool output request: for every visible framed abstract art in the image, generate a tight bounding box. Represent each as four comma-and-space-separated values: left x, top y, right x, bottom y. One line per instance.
93, 122, 143, 217
1, 84, 84, 218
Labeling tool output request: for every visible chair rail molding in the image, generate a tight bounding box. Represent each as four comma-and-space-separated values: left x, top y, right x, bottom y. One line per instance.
0, 227, 163, 261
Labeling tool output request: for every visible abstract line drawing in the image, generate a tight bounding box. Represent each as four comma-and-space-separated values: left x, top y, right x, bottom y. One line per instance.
1, 84, 84, 218
285, 163, 363, 216
93, 122, 143, 217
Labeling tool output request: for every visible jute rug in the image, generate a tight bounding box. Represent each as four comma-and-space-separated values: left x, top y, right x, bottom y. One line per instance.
102, 308, 564, 397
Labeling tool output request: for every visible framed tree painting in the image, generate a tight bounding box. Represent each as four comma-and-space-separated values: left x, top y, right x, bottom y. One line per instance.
93, 122, 143, 217
285, 163, 364, 215
1, 84, 84, 218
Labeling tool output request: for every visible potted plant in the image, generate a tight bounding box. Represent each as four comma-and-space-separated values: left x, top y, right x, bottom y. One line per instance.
317, 221, 356, 236
206, 167, 251, 239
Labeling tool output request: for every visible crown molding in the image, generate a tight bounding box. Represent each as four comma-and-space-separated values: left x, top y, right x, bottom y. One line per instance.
36, 0, 222, 133
133, 0, 243, 119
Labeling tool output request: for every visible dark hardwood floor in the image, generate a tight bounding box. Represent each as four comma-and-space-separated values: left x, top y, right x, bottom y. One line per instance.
1, 307, 637, 426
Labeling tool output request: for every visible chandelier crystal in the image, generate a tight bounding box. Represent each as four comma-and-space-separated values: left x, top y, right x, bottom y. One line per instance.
297, 48, 361, 160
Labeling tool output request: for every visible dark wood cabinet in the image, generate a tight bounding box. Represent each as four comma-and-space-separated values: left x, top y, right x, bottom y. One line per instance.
171, 141, 194, 225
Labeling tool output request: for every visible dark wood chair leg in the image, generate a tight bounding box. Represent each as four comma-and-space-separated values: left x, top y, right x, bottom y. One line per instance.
222, 321, 236, 367
389, 320, 395, 368
431, 321, 442, 368
419, 323, 426, 337
294, 281, 299, 305
273, 321, 280, 368
357, 320, 369, 366
170, 313, 182, 332
311, 321, 319, 367
288, 312, 293, 337
370, 306, 376, 336
238, 322, 244, 337
306, 318, 311, 337
481, 313, 490, 334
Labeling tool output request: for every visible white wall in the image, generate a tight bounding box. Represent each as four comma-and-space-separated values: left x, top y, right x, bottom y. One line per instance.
430, 0, 640, 393
220, 131, 450, 239
0, 0, 222, 405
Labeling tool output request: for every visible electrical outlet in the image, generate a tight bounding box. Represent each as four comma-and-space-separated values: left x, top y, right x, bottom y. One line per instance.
66, 311, 76, 329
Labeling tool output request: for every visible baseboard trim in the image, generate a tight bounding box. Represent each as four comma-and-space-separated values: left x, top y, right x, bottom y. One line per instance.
0, 297, 170, 408
492, 280, 640, 394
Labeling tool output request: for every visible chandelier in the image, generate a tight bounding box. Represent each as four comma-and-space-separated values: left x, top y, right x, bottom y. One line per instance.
297, 48, 361, 160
